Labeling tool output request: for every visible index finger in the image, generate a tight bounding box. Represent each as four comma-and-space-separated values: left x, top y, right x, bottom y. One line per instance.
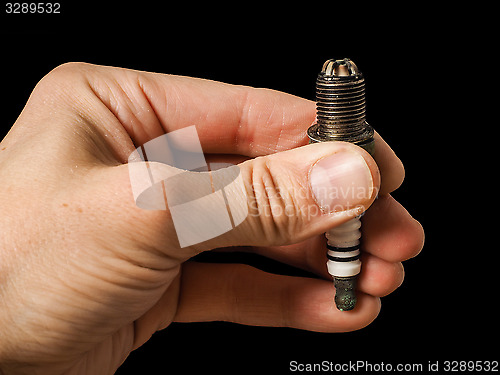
85, 64, 315, 156
83, 64, 404, 192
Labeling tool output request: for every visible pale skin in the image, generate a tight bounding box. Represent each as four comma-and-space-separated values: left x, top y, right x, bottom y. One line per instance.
0, 63, 424, 374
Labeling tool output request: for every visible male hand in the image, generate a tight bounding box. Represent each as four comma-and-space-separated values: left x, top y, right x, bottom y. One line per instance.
0, 63, 424, 374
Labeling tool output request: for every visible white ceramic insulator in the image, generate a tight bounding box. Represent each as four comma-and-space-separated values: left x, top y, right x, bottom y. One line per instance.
325, 218, 361, 247
326, 217, 362, 277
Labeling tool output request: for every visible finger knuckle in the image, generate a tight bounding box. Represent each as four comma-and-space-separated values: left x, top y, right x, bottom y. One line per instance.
385, 262, 405, 296
35, 62, 90, 96
377, 262, 405, 297
248, 157, 301, 244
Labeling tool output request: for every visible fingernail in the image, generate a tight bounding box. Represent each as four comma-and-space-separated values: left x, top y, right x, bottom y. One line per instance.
309, 151, 373, 213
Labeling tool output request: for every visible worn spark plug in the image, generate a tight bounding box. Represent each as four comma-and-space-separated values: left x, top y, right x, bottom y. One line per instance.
307, 58, 375, 311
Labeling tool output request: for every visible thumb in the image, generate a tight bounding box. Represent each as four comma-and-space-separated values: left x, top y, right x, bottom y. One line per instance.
204, 141, 380, 250
127, 141, 380, 252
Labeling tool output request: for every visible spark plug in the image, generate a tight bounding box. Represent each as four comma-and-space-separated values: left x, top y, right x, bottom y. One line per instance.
307, 58, 375, 311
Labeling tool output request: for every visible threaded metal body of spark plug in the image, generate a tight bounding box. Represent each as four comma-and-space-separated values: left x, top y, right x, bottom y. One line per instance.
307, 58, 375, 311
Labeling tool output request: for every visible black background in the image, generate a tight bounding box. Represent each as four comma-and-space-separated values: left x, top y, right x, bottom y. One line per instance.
1, 3, 495, 374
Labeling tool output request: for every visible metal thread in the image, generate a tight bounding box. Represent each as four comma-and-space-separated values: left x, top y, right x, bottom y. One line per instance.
307, 58, 374, 151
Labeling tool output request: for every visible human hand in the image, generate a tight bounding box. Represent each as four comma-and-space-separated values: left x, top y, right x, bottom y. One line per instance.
0, 63, 424, 374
